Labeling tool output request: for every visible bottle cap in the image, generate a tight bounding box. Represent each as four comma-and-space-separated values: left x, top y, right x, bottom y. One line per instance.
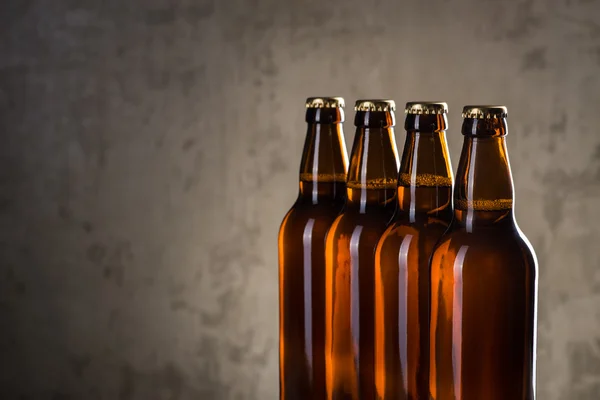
462, 105, 508, 119
405, 101, 448, 115
305, 97, 345, 108
354, 99, 396, 112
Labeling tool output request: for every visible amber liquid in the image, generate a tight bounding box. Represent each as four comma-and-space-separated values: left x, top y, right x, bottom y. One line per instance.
429, 208, 537, 400
325, 110, 398, 400
279, 180, 346, 400
429, 121, 537, 400
375, 186, 452, 400
374, 118, 453, 400
326, 186, 396, 400
279, 108, 348, 400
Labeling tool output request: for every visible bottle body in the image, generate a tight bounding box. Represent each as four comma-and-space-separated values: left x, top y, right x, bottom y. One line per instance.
326, 102, 399, 400
429, 212, 537, 400
429, 107, 538, 400
279, 100, 348, 400
326, 201, 396, 400
375, 107, 453, 400
279, 184, 346, 400
375, 214, 450, 400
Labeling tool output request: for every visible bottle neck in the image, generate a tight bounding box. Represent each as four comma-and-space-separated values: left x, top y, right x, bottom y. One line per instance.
454, 117, 515, 229
298, 121, 348, 203
346, 118, 399, 213
397, 130, 453, 222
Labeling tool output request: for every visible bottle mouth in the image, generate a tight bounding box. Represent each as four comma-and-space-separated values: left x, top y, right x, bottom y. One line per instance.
461, 116, 507, 137
404, 113, 448, 132
354, 110, 395, 128
305, 107, 345, 124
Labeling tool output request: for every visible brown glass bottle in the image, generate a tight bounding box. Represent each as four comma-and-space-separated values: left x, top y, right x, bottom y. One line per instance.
429, 106, 538, 400
325, 100, 400, 400
279, 97, 349, 400
374, 102, 453, 400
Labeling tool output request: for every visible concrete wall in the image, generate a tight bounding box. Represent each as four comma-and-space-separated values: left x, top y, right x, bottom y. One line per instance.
1, 0, 599, 398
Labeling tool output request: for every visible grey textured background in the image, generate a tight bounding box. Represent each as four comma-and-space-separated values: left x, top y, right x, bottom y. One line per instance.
0, 0, 599, 399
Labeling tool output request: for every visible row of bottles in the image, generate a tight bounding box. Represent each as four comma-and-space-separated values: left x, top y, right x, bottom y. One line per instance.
278, 98, 538, 400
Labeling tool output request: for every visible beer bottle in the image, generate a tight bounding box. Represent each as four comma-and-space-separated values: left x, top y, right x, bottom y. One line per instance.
279, 97, 349, 400
325, 99, 400, 400
429, 106, 538, 400
374, 102, 453, 400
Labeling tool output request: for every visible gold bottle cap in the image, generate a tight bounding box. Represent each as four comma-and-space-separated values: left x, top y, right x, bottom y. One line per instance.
462, 105, 508, 119
305, 97, 345, 108
405, 101, 448, 115
354, 99, 396, 112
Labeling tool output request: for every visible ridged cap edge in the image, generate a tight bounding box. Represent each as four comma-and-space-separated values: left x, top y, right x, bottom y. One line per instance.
354, 99, 396, 112
405, 101, 448, 115
305, 97, 345, 108
462, 105, 508, 119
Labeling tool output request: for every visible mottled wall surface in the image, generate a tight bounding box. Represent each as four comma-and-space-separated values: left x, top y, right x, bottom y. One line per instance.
0, 0, 599, 399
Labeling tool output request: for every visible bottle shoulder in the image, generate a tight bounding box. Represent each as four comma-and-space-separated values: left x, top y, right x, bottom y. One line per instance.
513, 224, 538, 266
387, 214, 451, 234
430, 223, 538, 270
375, 218, 448, 256
327, 206, 393, 234
279, 201, 343, 237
